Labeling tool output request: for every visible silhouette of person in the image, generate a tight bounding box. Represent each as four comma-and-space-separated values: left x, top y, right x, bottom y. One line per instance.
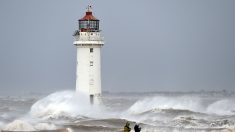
134, 123, 141, 132
124, 121, 131, 132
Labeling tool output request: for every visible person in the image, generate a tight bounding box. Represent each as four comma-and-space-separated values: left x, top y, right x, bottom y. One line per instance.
134, 123, 141, 132
124, 121, 131, 132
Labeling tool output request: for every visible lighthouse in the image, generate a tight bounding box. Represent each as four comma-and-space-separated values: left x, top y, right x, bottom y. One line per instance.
73, 6, 104, 104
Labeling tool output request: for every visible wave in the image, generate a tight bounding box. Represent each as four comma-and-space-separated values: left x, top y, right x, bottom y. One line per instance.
127, 96, 204, 114
1, 119, 72, 131
127, 96, 235, 116
207, 99, 235, 115
2, 91, 235, 131
171, 116, 235, 128
30, 90, 108, 120
3, 120, 35, 131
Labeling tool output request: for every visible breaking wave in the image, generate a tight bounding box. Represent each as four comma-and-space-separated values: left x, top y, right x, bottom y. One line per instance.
1, 91, 109, 131
3, 120, 35, 131
127, 96, 204, 114
127, 96, 235, 116
206, 99, 235, 115
2, 119, 70, 131
30, 90, 107, 120
1, 91, 235, 131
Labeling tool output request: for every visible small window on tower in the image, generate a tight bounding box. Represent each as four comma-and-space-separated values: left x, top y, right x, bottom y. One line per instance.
90, 48, 93, 53
90, 61, 94, 66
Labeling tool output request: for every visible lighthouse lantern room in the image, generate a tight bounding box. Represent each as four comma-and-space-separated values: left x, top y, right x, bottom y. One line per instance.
73, 6, 104, 104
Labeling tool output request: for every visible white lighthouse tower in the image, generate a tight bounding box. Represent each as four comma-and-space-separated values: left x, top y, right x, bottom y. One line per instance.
73, 6, 104, 104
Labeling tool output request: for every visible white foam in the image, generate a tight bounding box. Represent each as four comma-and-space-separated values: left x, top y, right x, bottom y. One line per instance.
2, 120, 59, 131
3, 91, 235, 131
207, 99, 235, 115
127, 95, 235, 116
3, 120, 35, 131
34, 123, 56, 130
30, 90, 106, 120
127, 96, 204, 114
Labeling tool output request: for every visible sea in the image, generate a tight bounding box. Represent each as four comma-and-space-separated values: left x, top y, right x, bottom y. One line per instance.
0, 90, 235, 132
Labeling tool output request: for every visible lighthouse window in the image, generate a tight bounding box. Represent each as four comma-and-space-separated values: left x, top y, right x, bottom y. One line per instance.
79, 21, 87, 29
90, 48, 93, 53
90, 61, 94, 66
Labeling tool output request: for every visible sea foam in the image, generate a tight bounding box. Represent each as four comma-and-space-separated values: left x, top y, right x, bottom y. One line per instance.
207, 99, 235, 115
2, 120, 69, 131
3, 120, 35, 131
127, 95, 235, 116
127, 96, 204, 114
30, 90, 106, 120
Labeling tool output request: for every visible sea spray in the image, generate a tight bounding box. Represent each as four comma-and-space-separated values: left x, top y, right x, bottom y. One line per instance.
1, 92, 235, 131
30, 90, 108, 120
127, 96, 204, 114
34, 123, 57, 130
119, 96, 204, 125
3, 120, 35, 131
2, 90, 109, 131
2, 120, 61, 131
207, 99, 235, 115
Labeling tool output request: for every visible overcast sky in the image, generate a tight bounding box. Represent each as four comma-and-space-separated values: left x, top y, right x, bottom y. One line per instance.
0, 0, 234, 94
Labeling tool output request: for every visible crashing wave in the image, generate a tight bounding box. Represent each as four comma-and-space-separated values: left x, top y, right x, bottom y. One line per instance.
30, 91, 106, 120
172, 116, 199, 128
207, 99, 235, 115
209, 119, 234, 127
171, 116, 235, 128
34, 123, 57, 130
3, 120, 35, 131
127, 96, 204, 114
2, 120, 71, 131
127, 95, 235, 116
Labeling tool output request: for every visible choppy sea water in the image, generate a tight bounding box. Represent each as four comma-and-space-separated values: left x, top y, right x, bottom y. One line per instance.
0, 91, 235, 132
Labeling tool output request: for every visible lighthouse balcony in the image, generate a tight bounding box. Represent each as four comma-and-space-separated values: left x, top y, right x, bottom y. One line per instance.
73, 35, 104, 46
74, 35, 104, 41
73, 30, 104, 41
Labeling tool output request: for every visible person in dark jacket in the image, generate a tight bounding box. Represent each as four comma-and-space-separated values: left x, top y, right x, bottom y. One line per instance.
124, 121, 131, 132
134, 123, 141, 132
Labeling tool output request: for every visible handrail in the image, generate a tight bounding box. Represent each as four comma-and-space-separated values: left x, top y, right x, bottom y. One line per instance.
75, 36, 104, 41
